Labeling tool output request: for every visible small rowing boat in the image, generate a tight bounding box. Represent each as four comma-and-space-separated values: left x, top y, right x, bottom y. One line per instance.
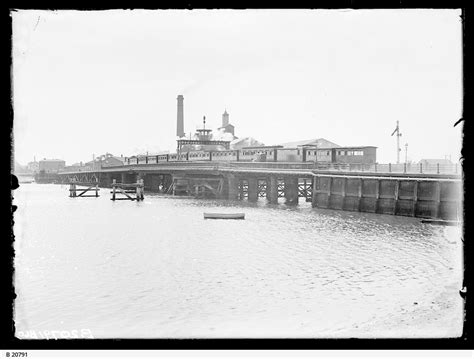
204, 212, 245, 220
421, 219, 461, 226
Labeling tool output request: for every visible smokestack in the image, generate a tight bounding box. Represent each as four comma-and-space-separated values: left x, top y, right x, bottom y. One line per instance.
177, 95, 185, 138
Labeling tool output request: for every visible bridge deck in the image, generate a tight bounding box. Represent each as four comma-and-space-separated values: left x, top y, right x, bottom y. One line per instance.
58, 161, 461, 180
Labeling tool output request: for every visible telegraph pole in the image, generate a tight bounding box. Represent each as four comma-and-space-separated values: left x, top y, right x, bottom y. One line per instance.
391, 121, 402, 164
405, 143, 408, 164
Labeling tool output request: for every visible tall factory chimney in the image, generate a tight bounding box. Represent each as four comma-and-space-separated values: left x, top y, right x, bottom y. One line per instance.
222, 110, 229, 127
176, 95, 185, 138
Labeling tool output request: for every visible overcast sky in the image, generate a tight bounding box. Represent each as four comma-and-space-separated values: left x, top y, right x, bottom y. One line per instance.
12, 9, 462, 165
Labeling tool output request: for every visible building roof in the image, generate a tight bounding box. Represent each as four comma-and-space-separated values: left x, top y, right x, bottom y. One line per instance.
278, 138, 340, 148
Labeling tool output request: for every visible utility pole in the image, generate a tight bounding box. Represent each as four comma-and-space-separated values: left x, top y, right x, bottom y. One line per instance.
405, 143, 408, 164
391, 121, 402, 164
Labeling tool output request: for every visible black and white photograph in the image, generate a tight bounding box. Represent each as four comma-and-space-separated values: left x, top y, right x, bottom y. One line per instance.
10, 8, 465, 344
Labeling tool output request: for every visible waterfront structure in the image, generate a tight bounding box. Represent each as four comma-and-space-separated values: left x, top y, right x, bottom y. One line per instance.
38, 159, 65, 173
279, 138, 340, 149
63, 163, 84, 172
100, 154, 127, 168
83, 160, 100, 172
332, 146, 377, 164
217, 110, 235, 137
177, 116, 231, 153
54, 95, 458, 219
57, 156, 461, 221
14, 161, 29, 174
111, 179, 144, 201
69, 180, 100, 198
230, 137, 265, 150
27, 160, 39, 173
84, 154, 127, 171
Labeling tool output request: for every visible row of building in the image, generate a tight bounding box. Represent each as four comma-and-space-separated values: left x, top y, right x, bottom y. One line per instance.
20, 95, 454, 174
25, 154, 127, 174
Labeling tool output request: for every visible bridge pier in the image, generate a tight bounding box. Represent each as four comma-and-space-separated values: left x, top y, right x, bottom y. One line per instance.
227, 175, 239, 200
99, 173, 111, 187
120, 172, 136, 184
266, 176, 279, 204
284, 177, 299, 205
144, 173, 162, 192
248, 177, 258, 202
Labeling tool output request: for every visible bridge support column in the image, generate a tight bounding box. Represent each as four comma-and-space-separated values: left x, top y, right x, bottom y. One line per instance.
248, 177, 258, 202
312, 176, 317, 208
285, 177, 299, 205
227, 175, 239, 200
146, 174, 161, 192
138, 172, 150, 190
266, 176, 278, 204
100, 173, 111, 187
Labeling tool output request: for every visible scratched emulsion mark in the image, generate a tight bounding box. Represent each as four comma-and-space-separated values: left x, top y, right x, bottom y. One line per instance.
13, 184, 463, 338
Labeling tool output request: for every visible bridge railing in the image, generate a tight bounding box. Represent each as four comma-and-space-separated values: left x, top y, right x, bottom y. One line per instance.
62, 160, 461, 175
367, 162, 460, 175
227, 162, 316, 170
218, 161, 461, 174
309, 162, 460, 175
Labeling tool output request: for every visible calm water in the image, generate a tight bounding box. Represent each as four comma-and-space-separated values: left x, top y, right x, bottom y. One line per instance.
13, 184, 464, 338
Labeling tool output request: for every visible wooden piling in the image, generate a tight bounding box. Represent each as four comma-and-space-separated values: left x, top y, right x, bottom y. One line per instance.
374, 179, 380, 214
68, 180, 100, 198
357, 178, 363, 212
112, 179, 116, 201
137, 179, 145, 201
69, 182, 76, 197
111, 180, 144, 201
412, 181, 418, 217
394, 180, 400, 214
